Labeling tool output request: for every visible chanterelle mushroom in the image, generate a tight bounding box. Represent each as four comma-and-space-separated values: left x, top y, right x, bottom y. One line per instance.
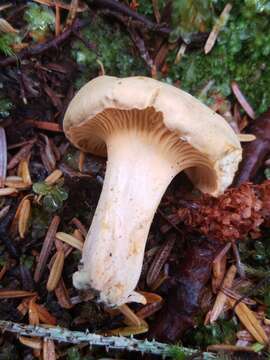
63, 75, 242, 307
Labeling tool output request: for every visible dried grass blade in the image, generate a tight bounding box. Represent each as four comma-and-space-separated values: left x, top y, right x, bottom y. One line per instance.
229, 299, 268, 344
18, 159, 32, 185
210, 265, 237, 323
0, 4, 12, 11
54, 278, 73, 309
222, 287, 256, 305
34, 215, 60, 282
0, 127, 7, 188
41, 134, 56, 172
78, 151, 85, 172
5, 176, 29, 189
29, 298, 39, 325
71, 217, 87, 237
138, 291, 162, 304
204, 3, 232, 54
9, 194, 33, 236
0, 263, 8, 281
149, 273, 168, 291
17, 298, 31, 317
212, 243, 231, 293
27, 120, 63, 132
231, 81, 255, 119
238, 134, 256, 142
0, 290, 36, 298
19, 336, 42, 350
45, 169, 62, 185
66, 0, 78, 27
118, 304, 142, 326
0, 187, 17, 196
107, 321, 149, 336
47, 250, 65, 292
43, 339, 56, 360
55, 4, 61, 36
55, 232, 83, 251
146, 235, 175, 288
136, 301, 163, 319
0, 18, 18, 33
18, 198, 31, 238
7, 141, 35, 170
151, 0, 161, 23
34, 304, 57, 325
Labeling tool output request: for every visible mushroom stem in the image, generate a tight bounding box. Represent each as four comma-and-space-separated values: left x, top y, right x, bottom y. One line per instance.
73, 131, 183, 307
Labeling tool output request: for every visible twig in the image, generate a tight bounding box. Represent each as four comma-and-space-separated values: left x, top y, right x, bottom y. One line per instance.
0, 19, 90, 67
0, 320, 215, 358
127, 27, 153, 68
91, 0, 170, 34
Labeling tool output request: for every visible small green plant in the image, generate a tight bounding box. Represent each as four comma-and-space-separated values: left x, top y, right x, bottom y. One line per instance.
186, 318, 237, 349
0, 97, 13, 118
72, 16, 146, 86
32, 181, 68, 213
170, 0, 215, 43
167, 345, 187, 360
165, 1, 270, 114
24, 3, 55, 42
0, 33, 15, 56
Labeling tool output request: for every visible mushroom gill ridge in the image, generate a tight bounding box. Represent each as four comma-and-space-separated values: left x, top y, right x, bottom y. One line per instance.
67, 107, 217, 191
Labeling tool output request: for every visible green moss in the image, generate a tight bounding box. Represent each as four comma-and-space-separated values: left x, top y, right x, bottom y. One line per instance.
32, 181, 68, 213
186, 318, 238, 348
0, 33, 15, 57
166, 1, 270, 114
72, 17, 147, 85
167, 345, 186, 360
24, 3, 55, 41
170, 0, 215, 43
20, 254, 35, 270
136, 0, 166, 17
0, 97, 13, 118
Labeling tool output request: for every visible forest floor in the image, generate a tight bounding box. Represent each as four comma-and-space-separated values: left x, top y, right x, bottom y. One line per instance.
1, 1, 270, 359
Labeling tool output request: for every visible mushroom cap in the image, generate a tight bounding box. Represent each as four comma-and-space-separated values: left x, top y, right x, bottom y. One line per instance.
63, 75, 242, 196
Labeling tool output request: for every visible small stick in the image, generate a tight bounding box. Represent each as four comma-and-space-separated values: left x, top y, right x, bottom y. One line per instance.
91, 0, 170, 35
34, 216, 60, 282
118, 304, 142, 326
0, 19, 90, 67
0, 320, 210, 358
26, 120, 63, 132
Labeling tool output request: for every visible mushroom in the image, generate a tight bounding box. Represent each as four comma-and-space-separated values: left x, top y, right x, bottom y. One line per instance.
63, 76, 242, 307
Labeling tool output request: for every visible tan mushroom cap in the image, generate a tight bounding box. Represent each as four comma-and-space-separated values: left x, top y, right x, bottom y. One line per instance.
64, 75, 242, 196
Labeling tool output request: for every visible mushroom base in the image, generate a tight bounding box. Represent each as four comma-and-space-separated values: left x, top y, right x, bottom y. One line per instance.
73, 130, 212, 307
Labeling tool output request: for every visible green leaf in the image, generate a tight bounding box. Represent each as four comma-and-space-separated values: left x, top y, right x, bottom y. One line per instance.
24, 3, 55, 33
0, 97, 13, 118
43, 194, 61, 212
53, 187, 68, 202
167, 345, 186, 360
251, 342, 265, 352
32, 182, 52, 195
